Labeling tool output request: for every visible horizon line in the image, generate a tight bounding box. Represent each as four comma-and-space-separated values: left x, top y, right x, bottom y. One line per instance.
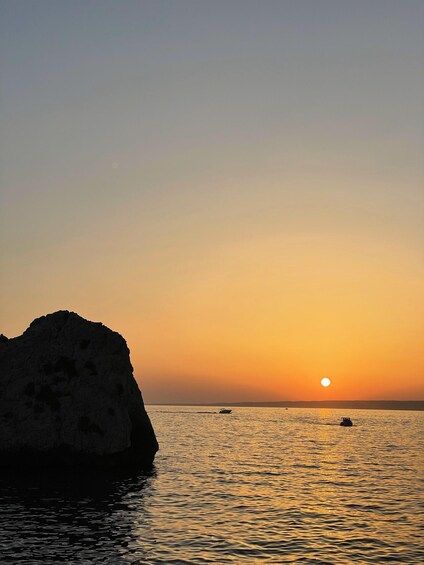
146, 399, 424, 411
147, 399, 424, 404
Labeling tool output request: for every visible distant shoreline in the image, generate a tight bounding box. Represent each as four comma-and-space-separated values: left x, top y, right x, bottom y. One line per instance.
147, 400, 424, 411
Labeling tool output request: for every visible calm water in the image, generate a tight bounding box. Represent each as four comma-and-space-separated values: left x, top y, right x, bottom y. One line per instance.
0, 407, 423, 564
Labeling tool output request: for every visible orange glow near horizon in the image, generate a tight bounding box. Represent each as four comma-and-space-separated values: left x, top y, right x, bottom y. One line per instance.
127, 233, 423, 403
4, 227, 422, 405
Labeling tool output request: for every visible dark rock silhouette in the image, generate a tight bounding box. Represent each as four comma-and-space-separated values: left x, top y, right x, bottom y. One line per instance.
0, 311, 158, 468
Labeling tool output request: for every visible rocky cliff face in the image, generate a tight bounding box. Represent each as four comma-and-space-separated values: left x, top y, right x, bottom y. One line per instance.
0, 311, 158, 468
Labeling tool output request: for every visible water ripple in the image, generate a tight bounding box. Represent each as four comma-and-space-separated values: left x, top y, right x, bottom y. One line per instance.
0, 407, 423, 563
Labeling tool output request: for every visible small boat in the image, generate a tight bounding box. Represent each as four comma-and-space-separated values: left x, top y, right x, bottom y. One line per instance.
219, 408, 232, 414
340, 417, 353, 427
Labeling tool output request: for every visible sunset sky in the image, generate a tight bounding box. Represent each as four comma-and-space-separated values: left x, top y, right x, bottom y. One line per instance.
1, 1, 423, 403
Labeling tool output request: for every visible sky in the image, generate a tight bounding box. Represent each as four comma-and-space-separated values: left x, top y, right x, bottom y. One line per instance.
1, 0, 423, 403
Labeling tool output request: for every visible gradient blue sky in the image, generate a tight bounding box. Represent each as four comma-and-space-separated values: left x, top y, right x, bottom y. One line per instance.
1, 1, 423, 402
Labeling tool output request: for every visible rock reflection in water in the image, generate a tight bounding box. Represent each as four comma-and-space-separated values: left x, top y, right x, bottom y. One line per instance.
0, 467, 155, 563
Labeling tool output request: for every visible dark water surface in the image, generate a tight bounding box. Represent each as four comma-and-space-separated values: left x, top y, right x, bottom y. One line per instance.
0, 407, 423, 564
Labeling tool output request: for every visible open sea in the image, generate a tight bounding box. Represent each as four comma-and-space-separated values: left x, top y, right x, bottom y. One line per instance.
0, 406, 423, 564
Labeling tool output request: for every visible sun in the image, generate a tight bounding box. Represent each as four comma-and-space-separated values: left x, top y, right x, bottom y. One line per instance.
321, 377, 331, 387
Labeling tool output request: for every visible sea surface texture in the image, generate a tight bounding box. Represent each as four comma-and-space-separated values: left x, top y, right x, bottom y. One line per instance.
0, 407, 423, 564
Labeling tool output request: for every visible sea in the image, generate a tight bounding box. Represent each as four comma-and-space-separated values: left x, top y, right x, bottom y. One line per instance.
0, 406, 423, 564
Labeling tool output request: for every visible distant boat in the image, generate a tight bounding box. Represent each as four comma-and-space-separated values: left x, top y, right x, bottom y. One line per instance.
219, 408, 232, 414
340, 417, 353, 427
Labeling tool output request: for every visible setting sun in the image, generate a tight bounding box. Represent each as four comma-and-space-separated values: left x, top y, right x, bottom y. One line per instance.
321, 378, 331, 387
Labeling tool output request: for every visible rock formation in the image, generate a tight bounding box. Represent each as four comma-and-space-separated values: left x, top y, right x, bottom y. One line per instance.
0, 311, 158, 468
